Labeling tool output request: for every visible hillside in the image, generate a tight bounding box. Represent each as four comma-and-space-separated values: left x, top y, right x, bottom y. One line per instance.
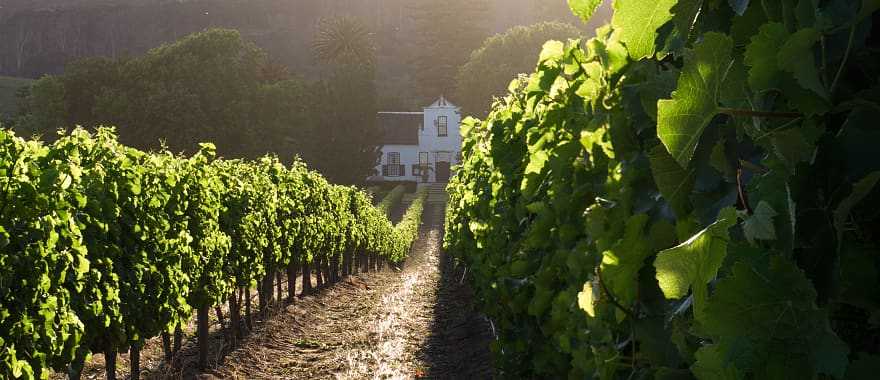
0, 0, 611, 108
0, 76, 32, 119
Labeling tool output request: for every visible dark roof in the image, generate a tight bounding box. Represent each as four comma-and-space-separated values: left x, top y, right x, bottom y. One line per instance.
377, 112, 421, 145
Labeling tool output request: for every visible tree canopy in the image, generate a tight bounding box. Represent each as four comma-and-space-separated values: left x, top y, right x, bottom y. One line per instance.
13, 27, 383, 184
409, 0, 491, 104
454, 21, 583, 117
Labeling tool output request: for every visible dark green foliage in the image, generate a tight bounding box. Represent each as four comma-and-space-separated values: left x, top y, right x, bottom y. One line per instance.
12, 27, 384, 185
0, 76, 32, 120
455, 21, 584, 117
409, 0, 491, 104
445, 1, 880, 378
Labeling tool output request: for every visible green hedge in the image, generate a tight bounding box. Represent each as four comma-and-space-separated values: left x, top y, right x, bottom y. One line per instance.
376, 184, 406, 217
391, 187, 428, 262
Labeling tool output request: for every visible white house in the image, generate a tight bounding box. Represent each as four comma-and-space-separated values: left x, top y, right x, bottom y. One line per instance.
371, 96, 462, 183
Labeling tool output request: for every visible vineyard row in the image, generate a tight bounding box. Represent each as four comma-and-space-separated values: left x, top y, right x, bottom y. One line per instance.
445, 0, 880, 378
0, 127, 427, 379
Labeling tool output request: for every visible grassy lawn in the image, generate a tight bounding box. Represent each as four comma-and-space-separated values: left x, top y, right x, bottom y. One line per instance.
0, 76, 33, 119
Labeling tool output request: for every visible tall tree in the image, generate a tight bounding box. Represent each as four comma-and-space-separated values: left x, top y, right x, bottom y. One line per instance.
13, 75, 66, 137
409, 0, 490, 104
308, 16, 382, 185
13, 29, 304, 159
455, 21, 583, 117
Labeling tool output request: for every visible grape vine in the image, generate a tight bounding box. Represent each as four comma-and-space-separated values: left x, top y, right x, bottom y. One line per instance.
446, 0, 880, 378
0, 127, 424, 379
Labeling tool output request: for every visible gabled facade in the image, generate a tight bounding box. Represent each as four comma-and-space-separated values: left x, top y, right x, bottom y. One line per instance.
371, 96, 462, 183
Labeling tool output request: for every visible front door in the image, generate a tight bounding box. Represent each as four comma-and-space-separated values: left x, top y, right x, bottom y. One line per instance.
436, 161, 451, 182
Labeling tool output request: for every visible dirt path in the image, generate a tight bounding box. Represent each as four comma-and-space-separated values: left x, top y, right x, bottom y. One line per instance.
52, 201, 493, 379
212, 202, 493, 379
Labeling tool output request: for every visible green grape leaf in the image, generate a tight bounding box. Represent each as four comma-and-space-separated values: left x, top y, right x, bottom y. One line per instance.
654, 207, 737, 320
777, 28, 827, 99
600, 214, 651, 307
539, 40, 566, 65
578, 279, 599, 317
742, 201, 778, 244
769, 123, 818, 171
745, 22, 788, 92
833, 171, 880, 242
648, 144, 696, 218
657, 32, 734, 168
731, 3, 769, 45
568, 0, 603, 23
701, 256, 850, 379
745, 23, 831, 114
710, 138, 734, 178
780, 76, 832, 115
692, 344, 743, 380
612, 0, 678, 60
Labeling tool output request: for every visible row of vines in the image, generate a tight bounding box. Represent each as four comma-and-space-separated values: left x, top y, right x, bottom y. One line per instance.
0, 127, 425, 379
445, 0, 879, 378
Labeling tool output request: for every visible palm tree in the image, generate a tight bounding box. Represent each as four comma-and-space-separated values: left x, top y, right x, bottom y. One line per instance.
311, 16, 377, 68
308, 16, 381, 185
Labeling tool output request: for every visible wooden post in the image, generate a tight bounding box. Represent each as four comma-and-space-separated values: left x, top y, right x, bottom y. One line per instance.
258, 278, 266, 313
302, 260, 312, 295
130, 343, 141, 380
215, 305, 225, 330
324, 257, 333, 284
315, 257, 324, 288
276, 271, 283, 302
244, 286, 253, 330
161, 331, 172, 361
363, 250, 371, 273
259, 273, 273, 314
287, 257, 298, 303
330, 254, 340, 283
364, 252, 370, 273
68, 354, 85, 380
105, 350, 117, 380
173, 326, 182, 356
197, 305, 209, 369
229, 292, 241, 346
353, 249, 360, 275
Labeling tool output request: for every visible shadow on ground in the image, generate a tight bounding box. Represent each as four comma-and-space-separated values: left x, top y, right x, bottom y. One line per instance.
416, 204, 495, 379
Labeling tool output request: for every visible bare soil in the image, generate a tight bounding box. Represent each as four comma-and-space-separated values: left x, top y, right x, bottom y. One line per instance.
58, 202, 493, 379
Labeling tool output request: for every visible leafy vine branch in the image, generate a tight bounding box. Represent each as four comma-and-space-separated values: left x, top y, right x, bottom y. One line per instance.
597, 269, 637, 320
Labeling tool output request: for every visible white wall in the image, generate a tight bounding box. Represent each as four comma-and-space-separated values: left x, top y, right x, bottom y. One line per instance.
420, 104, 462, 161
373, 144, 420, 182
372, 98, 463, 183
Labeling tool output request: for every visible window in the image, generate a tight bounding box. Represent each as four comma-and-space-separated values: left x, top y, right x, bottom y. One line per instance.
437, 116, 448, 137
385, 152, 402, 176
414, 152, 429, 177
388, 152, 400, 165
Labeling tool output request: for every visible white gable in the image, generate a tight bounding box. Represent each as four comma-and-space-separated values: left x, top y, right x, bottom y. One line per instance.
428, 95, 457, 109
372, 96, 462, 183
